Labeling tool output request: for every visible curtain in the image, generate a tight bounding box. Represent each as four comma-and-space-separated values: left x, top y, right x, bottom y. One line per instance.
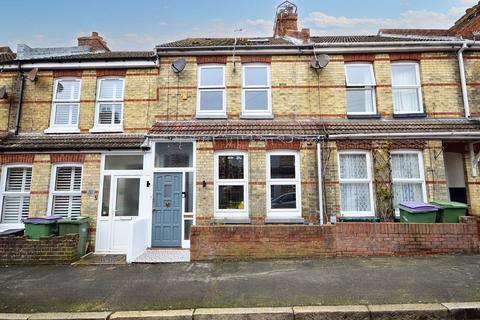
340, 154, 368, 179
393, 183, 423, 206
392, 64, 420, 113
340, 183, 371, 212
392, 154, 420, 179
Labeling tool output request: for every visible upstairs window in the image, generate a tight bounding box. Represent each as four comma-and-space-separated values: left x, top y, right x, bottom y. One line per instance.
50, 165, 82, 218
47, 79, 81, 132
197, 65, 226, 117
242, 64, 271, 117
1, 166, 32, 224
391, 63, 423, 114
94, 78, 124, 131
345, 64, 376, 115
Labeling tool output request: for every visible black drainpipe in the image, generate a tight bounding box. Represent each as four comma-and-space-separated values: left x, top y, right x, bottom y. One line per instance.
14, 64, 24, 135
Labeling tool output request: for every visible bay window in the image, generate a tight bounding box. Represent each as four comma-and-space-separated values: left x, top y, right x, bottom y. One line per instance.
1, 166, 32, 224
338, 151, 374, 217
267, 151, 301, 217
391, 151, 427, 210
49, 164, 82, 218
242, 64, 271, 117
345, 64, 376, 115
46, 79, 81, 133
93, 78, 124, 131
214, 152, 248, 218
197, 65, 226, 117
391, 62, 423, 114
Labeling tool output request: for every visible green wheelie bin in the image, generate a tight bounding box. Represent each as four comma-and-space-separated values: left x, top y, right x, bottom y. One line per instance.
398, 201, 439, 223
57, 217, 90, 257
22, 216, 63, 239
430, 200, 468, 223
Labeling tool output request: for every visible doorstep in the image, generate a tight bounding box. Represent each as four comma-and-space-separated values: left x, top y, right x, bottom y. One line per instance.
134, 248, 190, 263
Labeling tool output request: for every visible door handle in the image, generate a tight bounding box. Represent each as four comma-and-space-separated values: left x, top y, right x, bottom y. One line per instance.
182, 192, 186, 198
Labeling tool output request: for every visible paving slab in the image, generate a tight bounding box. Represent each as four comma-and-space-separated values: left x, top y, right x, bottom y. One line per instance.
0, 314, 30, 320
293, 305, 370, 320
443, 302, 480, 320
368, 304, 448, 320
194, 307, 293, 320
110, 310, 193, 320
28, 312, 111, 320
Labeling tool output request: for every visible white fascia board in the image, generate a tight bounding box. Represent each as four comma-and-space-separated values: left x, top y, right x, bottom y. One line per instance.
1, 60, 156, 70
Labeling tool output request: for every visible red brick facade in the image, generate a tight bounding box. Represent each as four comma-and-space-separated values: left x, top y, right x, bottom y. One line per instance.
190, 217, 479, 261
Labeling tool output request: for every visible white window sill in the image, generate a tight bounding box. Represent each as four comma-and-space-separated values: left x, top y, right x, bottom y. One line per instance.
265, 217, 304, 224
0, 223, 24, 232
90, 127, 123, 133
340, 213, 376, 218
211, 218, 251, 224
240, 114, 273, 119
44, 127, 81, 134
196, 114, 227, 119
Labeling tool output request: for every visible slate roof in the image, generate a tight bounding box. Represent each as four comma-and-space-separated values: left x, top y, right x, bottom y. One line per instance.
379, 29, 457, 37
0, 133, 146, 151
149, 119, 480, 139
157, 34, 456, 49
23, 51, 155, 62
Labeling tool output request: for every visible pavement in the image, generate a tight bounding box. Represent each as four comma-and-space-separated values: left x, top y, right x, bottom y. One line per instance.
0, 255, 479, 313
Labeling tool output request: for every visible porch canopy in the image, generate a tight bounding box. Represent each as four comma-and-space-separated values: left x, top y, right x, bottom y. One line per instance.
148, 119, 480, 141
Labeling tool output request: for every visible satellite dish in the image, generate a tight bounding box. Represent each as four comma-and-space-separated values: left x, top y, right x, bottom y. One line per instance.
171, 58, 187, 74
26, 68, 38, 81
0, 86, 7, 99
310, 54, 330, 70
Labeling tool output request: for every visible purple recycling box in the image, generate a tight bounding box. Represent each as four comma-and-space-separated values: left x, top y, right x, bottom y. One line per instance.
399, 201, 439, 212
22, 215, 63, 223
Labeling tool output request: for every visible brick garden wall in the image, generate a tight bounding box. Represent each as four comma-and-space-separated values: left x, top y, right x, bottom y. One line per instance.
0, 234, 79, 265
190, 217, 479, 261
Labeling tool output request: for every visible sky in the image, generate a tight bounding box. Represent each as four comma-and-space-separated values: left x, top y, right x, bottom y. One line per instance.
1, 0, 478, 51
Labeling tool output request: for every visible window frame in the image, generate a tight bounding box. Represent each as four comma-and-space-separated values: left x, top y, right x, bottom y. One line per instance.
196, 64, 227, 118
266, 150, 302, 218
92, 77, 125, 132
391, 150, 427, 212
241, 63, 272, 117
391, 62, 424, 114
345, 63, 377, 115
48, 163, 83, 218
214, 151, 249, 219
337, 150, 375, 217
0, 164, 32, 224
46, 78, 81, 133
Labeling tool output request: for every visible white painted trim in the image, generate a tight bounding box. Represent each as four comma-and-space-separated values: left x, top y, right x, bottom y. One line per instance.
47, 163, 83, 218
266, 150, 302, 218
241, 63, 272, 117
1, 61, 156, 70
391, 62, 424, 115
0, 164, 33, 225
47, 78, 82, 132
196, 64, 227, 117
317, 143, 324, 224
345, 63, 377, 115
391, 150, 428, 213
92, 77, 125, 132
214, 151, 249, 219
337, 151, 375, 217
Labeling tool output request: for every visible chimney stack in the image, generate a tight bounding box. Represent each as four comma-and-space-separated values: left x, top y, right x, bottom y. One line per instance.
273, 1, 310, 42
450, 1, 480, 36
77, 32, 110, 52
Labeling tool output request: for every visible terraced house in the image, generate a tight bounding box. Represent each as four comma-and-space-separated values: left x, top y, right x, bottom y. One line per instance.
1, 1, 480, 261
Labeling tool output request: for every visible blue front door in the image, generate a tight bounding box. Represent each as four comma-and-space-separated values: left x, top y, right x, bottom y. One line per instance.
152, 173, 183, 247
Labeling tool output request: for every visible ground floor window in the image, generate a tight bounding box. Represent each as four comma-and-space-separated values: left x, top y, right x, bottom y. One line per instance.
214, 151, 248, 218
49, 164, 82, 218
391, 150, 426, 209
338, 151, 374, 217
1, 165, 32, 223
267, 151, 301, 217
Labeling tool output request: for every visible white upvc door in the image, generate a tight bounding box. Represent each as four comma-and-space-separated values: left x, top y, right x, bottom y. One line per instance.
96, 174, 146, 253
